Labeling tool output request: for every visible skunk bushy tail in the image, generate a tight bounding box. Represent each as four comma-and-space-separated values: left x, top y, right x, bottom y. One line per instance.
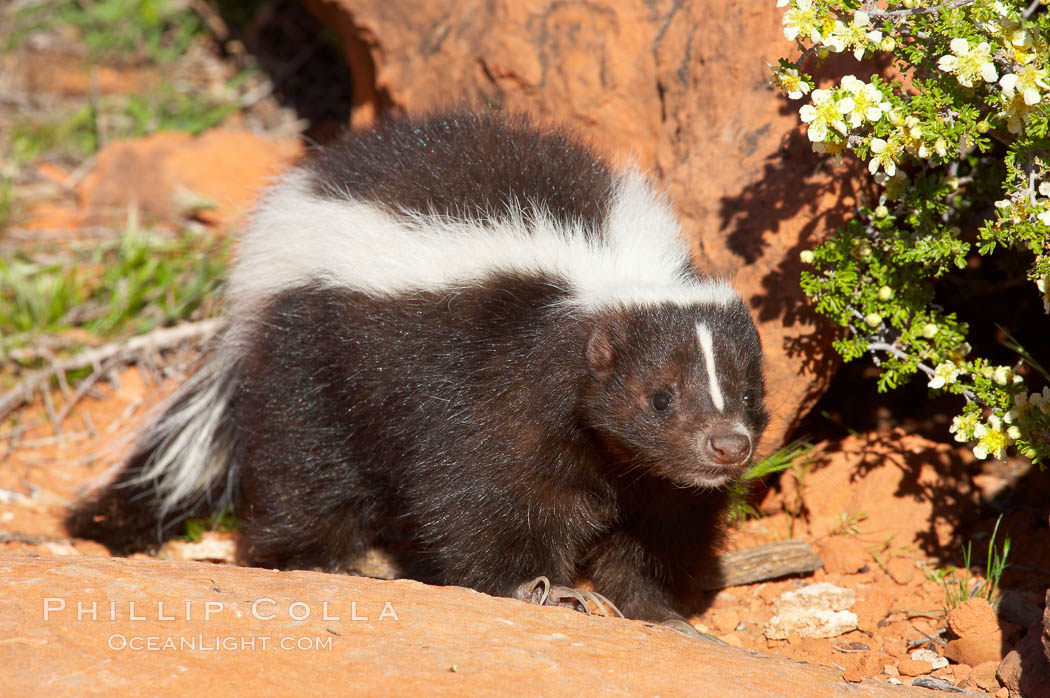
65, 343, 242, 554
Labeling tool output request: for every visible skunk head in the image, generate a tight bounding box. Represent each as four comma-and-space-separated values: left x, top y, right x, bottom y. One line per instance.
581, 298, 767, 489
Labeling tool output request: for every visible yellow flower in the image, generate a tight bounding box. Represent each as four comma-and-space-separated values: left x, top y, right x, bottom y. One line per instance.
783, 0, 821, 43
773, 66, 811, 100
821, 20, 848, 53
950, 411, 979, 442
1000, 65, 1049, 106
799, 89, 851, 142
938, 38, 998, 88
1000, 92, 1037, 134
868, 137, 901, 177
928, 362, 961, 389
973, 415, 1010, 460
897, 116, 925, 156
812, 138, 847, 165
820, 12, 882, 60
1036, 275, 1050, 313
845, 11, 882, 60
839, 75, 892, 127
1030, 386, 1050, 413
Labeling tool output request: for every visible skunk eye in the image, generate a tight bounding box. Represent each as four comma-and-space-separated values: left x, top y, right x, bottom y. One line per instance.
651, 390, 674, 412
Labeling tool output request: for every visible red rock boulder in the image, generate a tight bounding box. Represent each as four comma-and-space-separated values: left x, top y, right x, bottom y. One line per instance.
301, 0, 863, 448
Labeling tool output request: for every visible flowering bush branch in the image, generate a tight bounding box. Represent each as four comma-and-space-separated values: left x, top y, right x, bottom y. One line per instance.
773, 0, 1050, 463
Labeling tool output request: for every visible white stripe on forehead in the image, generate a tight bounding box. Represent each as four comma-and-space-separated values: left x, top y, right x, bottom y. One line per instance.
696, 322, 725, 412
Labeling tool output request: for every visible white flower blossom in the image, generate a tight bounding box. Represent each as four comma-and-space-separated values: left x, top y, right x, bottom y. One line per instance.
822, 20, 848, 53
839, 75, 892, 127
1000, 66, 1049, 106
938, 38, 998, 88
1037, 276, 1050, 313
783, 0, 821, 43
973, 415, 1010, 460
1000, 92, 1038, 134
928, 362, 961, 389
812, 138, 847, 165
950, 412, 979, 442
1008, 27, 1033, 50
773, 66, 811, 100
868, 137, 900, 176
1033, 386, 1050, 412
821, 11, 882, 60
799, 89, 851, 142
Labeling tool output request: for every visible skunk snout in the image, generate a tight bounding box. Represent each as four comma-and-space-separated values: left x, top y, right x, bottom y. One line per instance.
705, 431, 752, 465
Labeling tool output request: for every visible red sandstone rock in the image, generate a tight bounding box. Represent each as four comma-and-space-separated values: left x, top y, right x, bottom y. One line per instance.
706, 606, 741, 635
997, 615, 1050, 698
885, 557, 915, 585
972, 660, 1003, 693
897, 658, 933, 677
777, 431, 979, 550
842, 652, 884, 683
948, 597, 1000, 638
0, 551, 932, 697
943, 597, 1012, 667
945, 633, 1010, 667
853, 587, 894, 635
818, 536, 867, 575
302, 0, 860, 448
77, 129, 301, 228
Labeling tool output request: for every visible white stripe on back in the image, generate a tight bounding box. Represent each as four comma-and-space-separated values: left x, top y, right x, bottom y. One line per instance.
227, 168, 741, 316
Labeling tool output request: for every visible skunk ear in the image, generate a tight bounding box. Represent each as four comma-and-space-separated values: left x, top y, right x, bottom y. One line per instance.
585, 321, 621, 375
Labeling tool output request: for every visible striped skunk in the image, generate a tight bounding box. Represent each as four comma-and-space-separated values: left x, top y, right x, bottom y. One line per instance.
67, 110, 768, 629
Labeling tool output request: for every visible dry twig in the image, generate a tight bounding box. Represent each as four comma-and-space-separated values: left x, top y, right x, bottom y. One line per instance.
0, 319, 222, 425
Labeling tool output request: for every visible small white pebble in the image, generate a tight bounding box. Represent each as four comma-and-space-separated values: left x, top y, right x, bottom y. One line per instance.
911, 648, 948, 669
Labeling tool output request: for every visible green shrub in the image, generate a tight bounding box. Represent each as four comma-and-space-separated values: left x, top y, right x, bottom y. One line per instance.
773, 0, 1050, 463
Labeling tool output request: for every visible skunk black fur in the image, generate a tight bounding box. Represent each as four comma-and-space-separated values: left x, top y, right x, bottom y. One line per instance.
67, 111, 768, 624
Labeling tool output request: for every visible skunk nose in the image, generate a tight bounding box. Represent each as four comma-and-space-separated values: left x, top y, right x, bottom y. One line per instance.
706, 433, 751, 465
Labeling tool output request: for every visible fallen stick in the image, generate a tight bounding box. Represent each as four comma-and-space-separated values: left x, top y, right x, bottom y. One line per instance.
0, 318, 223, 424
700, 538, 824, 590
